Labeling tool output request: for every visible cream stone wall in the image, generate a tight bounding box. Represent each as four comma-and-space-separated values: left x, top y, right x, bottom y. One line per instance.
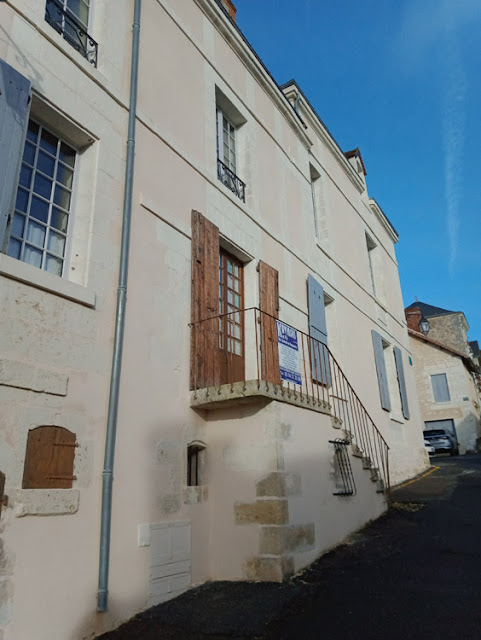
0, 1, 427, 639
409, 336, 481, 454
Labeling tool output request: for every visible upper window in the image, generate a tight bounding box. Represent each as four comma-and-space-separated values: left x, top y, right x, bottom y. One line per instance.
366, 234, 377, 297
431, 373, 451, 403
216, 108, 245, 202
7, 120, 76, 277
45, 0, 98, 66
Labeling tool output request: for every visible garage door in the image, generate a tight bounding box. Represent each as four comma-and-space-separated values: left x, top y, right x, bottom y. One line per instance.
424, 419, 457, 438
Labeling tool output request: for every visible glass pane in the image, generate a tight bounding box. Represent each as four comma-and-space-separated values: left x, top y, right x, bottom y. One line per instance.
234, 325, 241, 339
30, 196, 49, 223
7, 237, 21, 259
40, 129, 58, 156
227, 274, 233, 288
48, 230, 66, 256
26, 220, 46, 248
54, 184, 71, 210
234, 294, 240, 308
33, 173, 53, 200
227, 337, 232, 352
37, 150, 56, 177
235, 341, 241, 356
23, 141, 36, 165
59, 143, 75, 168
24, 244, 43, 268
227, 261, 233, 274
227, 290, 233, 304
12, 213, 25, 238
56, 163, 74, 188
66, 0, 89, 27
26, 121, 39, 143
219, 284, 223, 299
51, 207, 69, 233
19, 165, 33, 188
234, 279, 239, 292
45, 254, 63, 276
15, 188, 29, 213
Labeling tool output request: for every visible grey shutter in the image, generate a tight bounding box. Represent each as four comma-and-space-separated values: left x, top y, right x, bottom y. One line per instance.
308, 274, 331, 385
0, 58, 31, 249
431, 374, 450, 402
371, 330, 391, 411
393, 346, 410, 419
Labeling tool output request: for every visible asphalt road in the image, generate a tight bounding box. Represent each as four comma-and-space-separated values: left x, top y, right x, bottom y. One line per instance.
100, 455, 481, 640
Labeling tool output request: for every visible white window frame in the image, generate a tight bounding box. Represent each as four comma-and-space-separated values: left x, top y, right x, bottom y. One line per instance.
216, 108, 237, 175
6, 119, 77, 277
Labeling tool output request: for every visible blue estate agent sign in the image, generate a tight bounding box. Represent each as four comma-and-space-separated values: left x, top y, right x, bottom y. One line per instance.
276, 320, 302, 386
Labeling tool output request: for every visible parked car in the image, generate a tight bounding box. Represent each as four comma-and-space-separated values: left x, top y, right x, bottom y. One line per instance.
423, 429, 459, 456
424, 439, 435, 455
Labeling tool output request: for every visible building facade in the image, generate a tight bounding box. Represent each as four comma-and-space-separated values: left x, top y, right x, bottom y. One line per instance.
406, 304, 481, 453
0, 2, 427, 638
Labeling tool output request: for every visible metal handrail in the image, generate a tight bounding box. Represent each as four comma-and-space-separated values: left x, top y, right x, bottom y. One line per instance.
45, 0, 98, 67
190, 307, 390, 492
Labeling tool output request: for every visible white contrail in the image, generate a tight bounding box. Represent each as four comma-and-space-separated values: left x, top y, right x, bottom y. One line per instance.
441, 6, 467, 275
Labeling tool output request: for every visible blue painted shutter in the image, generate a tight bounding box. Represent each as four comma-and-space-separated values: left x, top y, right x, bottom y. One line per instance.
0, 58, 31, 249
431, 374, 450, 402
393, 346, 410, 419
371, 330, 391, 411
308, 274, 331, 385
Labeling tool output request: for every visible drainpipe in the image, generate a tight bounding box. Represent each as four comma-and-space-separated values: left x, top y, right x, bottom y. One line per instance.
97, 0, 141, 612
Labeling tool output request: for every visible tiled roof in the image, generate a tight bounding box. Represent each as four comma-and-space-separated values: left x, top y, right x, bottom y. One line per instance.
405, 301, 459, 318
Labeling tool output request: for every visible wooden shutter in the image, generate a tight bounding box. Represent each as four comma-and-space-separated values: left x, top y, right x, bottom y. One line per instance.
191, 210, 220, 389
22, 426, 77, 489
0, 470, 5, 516
393, 346, 410, 419
431, 374, 450, 403
259, 260, 281, 384
371, 330, 391, 411
0, 58, 31, 249
307, 274, 331, 385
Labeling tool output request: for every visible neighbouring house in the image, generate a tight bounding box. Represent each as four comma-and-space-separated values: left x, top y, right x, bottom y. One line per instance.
405, 303, 481, 453
0, 2, 427, 639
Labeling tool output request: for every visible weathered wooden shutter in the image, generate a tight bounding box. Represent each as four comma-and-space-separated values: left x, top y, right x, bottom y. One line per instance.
307, 274, 331, 385
259, 260, 281, 384
393, 346, 410, 419
0, 470, 6, 516
22, 426, 77, 489
431, 373, 450, 403
371, 330, 391, 411
0, 58, 31, 249
191, 210, 220, 389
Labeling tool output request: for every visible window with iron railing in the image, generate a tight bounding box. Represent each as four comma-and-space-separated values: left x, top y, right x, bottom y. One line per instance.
45, 0, 98, 66
216, 108, 245, 202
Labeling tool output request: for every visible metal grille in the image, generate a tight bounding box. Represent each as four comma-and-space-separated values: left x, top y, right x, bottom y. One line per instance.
330, 439, 356, 496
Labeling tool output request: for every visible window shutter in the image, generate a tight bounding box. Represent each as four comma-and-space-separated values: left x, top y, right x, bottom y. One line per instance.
307, 274, 331, 385
191, 210, 220, 389
431, 374, 450, 403
0, 58, 31, 249
371, 330, 391, 411
393, 346, 410, 419
22, 426, 77, 489
258, 260, 281, 384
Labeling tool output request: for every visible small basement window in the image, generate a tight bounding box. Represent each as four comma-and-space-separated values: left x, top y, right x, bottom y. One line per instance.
187, 442, 206, 487
23, 426, 77, 489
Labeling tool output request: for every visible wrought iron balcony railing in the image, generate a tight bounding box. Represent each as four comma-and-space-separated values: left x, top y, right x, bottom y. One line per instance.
190, 307, 390, 493
45, 0, 98, 67
217, 158, 246, 202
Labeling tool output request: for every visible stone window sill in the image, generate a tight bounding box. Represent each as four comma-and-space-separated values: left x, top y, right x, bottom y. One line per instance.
14, 489, 79, 517
183, 486, 208, 505
0, 254, 95, 308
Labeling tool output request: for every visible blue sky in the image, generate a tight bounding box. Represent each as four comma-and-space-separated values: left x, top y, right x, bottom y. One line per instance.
237, 0, 481, 342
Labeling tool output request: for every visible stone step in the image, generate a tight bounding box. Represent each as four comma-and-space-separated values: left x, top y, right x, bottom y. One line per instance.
362, 456, 372, 470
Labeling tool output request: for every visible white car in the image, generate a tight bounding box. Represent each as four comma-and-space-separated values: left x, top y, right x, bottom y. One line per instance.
424, 439, 435, 455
